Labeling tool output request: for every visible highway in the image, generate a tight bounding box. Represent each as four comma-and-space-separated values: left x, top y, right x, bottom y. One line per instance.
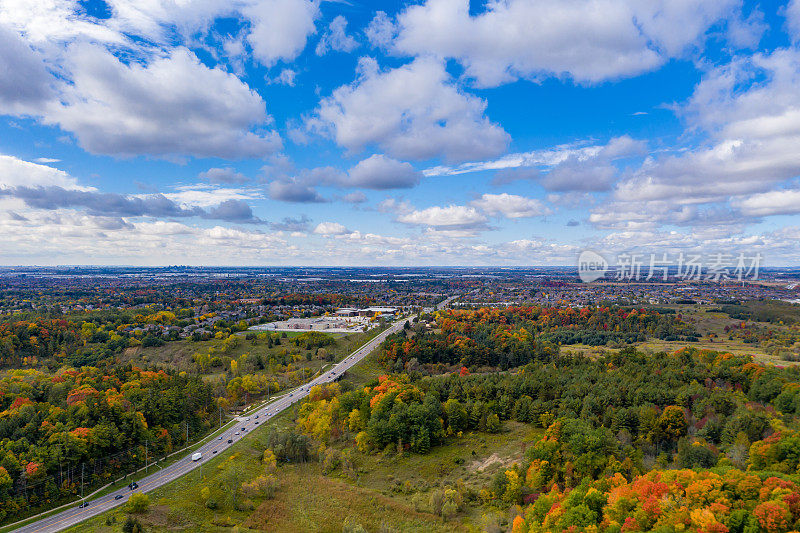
12, 315, 414, 533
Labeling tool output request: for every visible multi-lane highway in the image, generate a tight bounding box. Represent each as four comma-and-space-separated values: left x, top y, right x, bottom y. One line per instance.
13, 316, 413, 533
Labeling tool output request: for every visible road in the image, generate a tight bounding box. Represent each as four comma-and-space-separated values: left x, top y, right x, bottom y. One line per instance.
13, 316, 414, 533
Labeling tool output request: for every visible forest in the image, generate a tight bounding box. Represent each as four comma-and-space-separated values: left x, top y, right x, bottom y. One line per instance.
0, 365, 214, 522
290, 313, 800, 532
379, 306, 699, 372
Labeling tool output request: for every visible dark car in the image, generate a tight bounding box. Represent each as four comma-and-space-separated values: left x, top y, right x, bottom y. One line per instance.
213, 450, 218, 454
227, 439, 233, 443
255, 421, 259, 425
255, 415, 259, 419
114, 494, 123, 500
78, 502, 89, 508
241, 427, 246, 431
128, 482, 138, 490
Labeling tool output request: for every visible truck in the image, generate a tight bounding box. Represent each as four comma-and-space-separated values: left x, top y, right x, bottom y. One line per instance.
191, 452, 202, 462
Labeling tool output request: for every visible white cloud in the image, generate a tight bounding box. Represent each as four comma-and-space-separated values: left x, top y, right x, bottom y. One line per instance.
346, 154, 421, 189
243, 0, 319, 67
389, 0, 738, 87
315, 15, 358, 55
365, 11, 395, 49
45, 44, 280, 159
311, 56, 509, 162
162, 185, 263, 208
471, 193, 551, 218
397, 204, 487, 228
0, 154, 89, 190
424, 142, 604, 177
0, 23, 53, 114
786, 0, 800, 42
736, 189, 800, 216
268, 68, 297, 86
313, 221, 349, 235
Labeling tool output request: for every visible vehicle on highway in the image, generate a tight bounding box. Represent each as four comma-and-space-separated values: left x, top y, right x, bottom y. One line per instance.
191, 452, 202, 462
241, 427, 246, 431
227, 439, 233, 443
213, 450, 217, 454
114, 494, 123, 500
246, 417, 250, 421
255, 415, 259, 418
128, 482, 138, 490
234, 431, 239, 435
78, 501, 88, 508
255, 421, 259, 425
218, 436, 222, 440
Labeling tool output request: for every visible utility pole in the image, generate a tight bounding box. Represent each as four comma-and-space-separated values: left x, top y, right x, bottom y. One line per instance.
80, 463, 84, 500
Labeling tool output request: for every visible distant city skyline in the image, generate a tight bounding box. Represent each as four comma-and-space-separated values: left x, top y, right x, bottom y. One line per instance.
2, 0, 800, 265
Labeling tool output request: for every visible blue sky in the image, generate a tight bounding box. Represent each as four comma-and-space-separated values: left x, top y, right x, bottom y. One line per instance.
1, 0, 800, 265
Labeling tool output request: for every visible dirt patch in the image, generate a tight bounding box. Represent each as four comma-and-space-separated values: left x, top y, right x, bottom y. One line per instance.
469, 452, 512, 473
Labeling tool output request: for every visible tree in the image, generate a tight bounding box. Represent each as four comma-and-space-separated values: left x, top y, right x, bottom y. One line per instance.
126, 492, 150, 513
486, 413, 501, 433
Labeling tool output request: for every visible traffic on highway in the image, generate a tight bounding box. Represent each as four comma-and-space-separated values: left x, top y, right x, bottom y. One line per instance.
13, 315, 414, 533
13, 297, 459, 533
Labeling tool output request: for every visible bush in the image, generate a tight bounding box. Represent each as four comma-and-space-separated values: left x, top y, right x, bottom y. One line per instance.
125, 492, 150, 513
122, 516, 144, 533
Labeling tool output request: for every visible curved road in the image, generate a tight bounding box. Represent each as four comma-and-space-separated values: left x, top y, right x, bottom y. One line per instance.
14, 317, 413, 533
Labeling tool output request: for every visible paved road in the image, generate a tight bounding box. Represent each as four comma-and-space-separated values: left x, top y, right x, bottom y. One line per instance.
13, 317, 412, 533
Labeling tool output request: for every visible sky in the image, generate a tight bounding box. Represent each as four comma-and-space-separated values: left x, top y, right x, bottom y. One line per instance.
1, 0, 800, 266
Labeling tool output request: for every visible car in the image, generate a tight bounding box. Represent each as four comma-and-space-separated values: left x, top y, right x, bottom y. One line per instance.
255, 421, 259, 425
241, 427, 246, 431
246, 417, 250, 421
255, 415, 259, 419
78, 502, 89, 508
114, 494, 123, 500
234, 431, 239, 436
213, 450, 218, 454
227, 439, 233, 443
128, 482, 138, 490
218, 436, 222, 440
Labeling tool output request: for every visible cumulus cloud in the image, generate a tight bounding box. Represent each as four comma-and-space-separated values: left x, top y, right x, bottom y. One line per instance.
242, 0, 319, 67
389, 0, 738, 87
315, 15, 358, 55
268, 179, 327, 203
365, 11, 395, 49
311, 56, 509, 162
736, 189, 800, 216
346, 154, 421, 189
0, 24, 53, 114
313, 221, 349, 235
471, 193, 551, 218
0, 155, 87, 190
44, 44, 280, 159
398, 204, 487, 228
